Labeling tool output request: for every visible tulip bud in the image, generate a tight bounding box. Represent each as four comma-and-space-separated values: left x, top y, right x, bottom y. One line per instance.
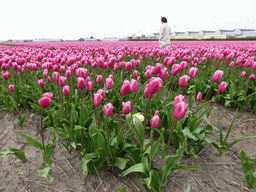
218, 81, 228, 92
150, 113, 161, 129
104, 103, 113, 116
87, 81, 93, 92
93, 93, 103, 106
188, 67, 198, 78
97, 75, 102, 84
63, 86, 70, 96
65, 70, 71, 78
122, 101, 131, 115
240, 71, 246, 78
38, 79, 44, 87
229, 62, 234, 67
38, 96, 52, 108
196, 92, 202, 101
145, 69, 152, 79
179, 75, 190, 88
174, 101, 188, 120
137, 76, 140, 82
60, 66, 66, 73
58, 76, 66, 87
9, 85, 15, 92
77, 77, 86, 89
53, 72, 60, 83
133, 70, 138, 78
147, 77, 162, 94
171, 64, 180, 76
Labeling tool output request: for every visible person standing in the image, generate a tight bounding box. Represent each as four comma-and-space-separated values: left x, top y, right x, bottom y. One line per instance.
159, 17, 171, 48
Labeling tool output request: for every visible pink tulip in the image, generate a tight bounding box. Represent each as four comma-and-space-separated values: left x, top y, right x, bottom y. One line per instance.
212, 70, 224, 83
144, 86, 154, 99
150, 112, 161, 129
97, 89, 105, 98
104, 103, 113, 116
38, 96, 52, 109
218, 81, 228, 92
174, 101, 188, 120
196, 92, 202, 101
135, 60, 140, 67
133, 70, 138, 78
179, 75, 190, 88
93, 93, 103, 106
65, 70, 71, 78
145, 69, 152, 79
240, 71, 246, 78
229, 62, 234, 67
137, 76, 140, 82
77, 77, 86, 89
249, 74, 255, 80
122, 101, 131, 115
53, 72, 60, 83
63, 86, 70, 96
125, 62, 132, 71
87, 81, 93, 92
109, 75, 114, 80
97, 75, 102, 84
43, 92, 54, 100
38, 79, 44, 87
58, 76, 66, 86
130, 79, 138, 92
60, 66, 66, 73
188, 67, 198, 78
147, 77, 162, 95
179, 61, 188, 72
106, 78, 114, 90
164, 72, 169, 79
47, 76, 51, 82
174, 95, 185, 110
9, 85, 15, 92
171, 64, 180, 76
120, 80, 130, 96
2, 71, 11, 80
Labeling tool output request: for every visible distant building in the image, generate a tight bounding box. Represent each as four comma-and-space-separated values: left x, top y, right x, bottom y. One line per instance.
32, 38, 61, 42
84, 38, 98, 42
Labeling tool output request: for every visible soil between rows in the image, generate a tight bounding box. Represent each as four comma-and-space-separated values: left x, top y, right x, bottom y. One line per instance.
0, 100, 256, 192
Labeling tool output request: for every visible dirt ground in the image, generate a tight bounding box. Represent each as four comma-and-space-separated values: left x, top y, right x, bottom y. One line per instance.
0, 100, 256, 192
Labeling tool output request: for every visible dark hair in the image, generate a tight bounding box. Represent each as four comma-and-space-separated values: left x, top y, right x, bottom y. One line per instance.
161, 17, 167, 23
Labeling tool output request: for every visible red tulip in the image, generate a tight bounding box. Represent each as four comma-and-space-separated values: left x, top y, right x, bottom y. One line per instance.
212, 70, 224, 83
9, 85, 15, 92
38, 79, 44, 87
218, 81, 228, 92
196, 92, 202, 101
120, 80, 130, 96
104, 103, 113, 116
122, 101, 131, 115
63, 86, 70, 96
38, 96, 52, 108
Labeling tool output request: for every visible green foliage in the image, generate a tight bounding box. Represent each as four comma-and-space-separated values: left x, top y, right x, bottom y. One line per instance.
0, 148, 26, 163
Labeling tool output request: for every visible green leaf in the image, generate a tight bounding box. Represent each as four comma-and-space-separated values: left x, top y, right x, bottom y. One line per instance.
118, 187, 126, 192
120, 163, 147, 177
129, 116, 144, 147
37, 166, 53, 183
227, 135, 256, 150
185, 185, 191, 192
0, 148, 26, 163
15, 132, 44, 150
81, 158, 93, 175
181, 127, 198, 141
111, 157, 129, 170
245, 173, 256, 189
43, 143, 56, 167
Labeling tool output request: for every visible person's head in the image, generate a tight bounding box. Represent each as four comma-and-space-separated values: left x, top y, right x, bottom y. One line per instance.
161, 17, 167, 23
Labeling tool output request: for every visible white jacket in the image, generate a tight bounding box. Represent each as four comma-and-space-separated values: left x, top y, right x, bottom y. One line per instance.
159, 23, 171, 47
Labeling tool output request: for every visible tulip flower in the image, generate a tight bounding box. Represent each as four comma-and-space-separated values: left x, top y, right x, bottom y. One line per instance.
65, 70, 71, 78
179, 75, 190, 88
147, 77, 162, 95
58, 76, 66, 87
130, 79, 138, 92
120, 80, 130, 96
133, 70, 138, 78
53, 72, 60, 84
38, 96, 52, 109
104, 103, 113, 117
93, 93, 103, 106
144, 86, 154, 99
47, 76, 51, 82
63, 86, 70, 96
249, 74, 255, 80
174, 101, 188, 120
9, 85, 15, 92
122, 101, 131, 115
188, 67, 198, 78
43, 92, 54, 100
212, 70, 224, 83
179, 61, 188, 72
137, 76, 140, 82
171, 64, 180, 76
240, 71, 246, 78
38, 79, 44, 87
218, 81, 228, 92
2, 71, 11, 80
174, 95, 185, 110
77, 77, 86, 89
150, 112, 161, 129
229, 62, 234, 67
97, 89, 105, 98
145, 69, 152, 79
106, 77, 114, 90
96, 75, 102, 84
60, 66, 66, 73
196, 92, 202, 101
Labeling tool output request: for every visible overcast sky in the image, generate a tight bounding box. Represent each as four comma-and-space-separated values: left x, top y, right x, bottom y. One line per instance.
1, 0, 255, 40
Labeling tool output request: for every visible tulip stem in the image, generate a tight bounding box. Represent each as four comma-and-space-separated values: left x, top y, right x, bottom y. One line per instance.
204, 82, 214, 101
40, 109, 45, 149
66, 96, 71, 123
118, 95, 124, 131
97, 105, 100, 130
165, 75, 173, 100
150, 128, 155, 169
143, 94, 151, 139
166, 119, 177, 155
131, 92, 134, 117
80, 89, 83, 125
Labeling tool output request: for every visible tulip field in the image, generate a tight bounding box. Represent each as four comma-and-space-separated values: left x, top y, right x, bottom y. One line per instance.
1, 41, 256, 191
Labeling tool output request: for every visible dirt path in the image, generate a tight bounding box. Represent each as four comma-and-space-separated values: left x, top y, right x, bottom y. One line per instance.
0, 101, 256, 192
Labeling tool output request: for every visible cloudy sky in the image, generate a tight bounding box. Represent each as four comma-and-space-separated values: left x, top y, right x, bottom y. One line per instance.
1, 0, 255, 40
